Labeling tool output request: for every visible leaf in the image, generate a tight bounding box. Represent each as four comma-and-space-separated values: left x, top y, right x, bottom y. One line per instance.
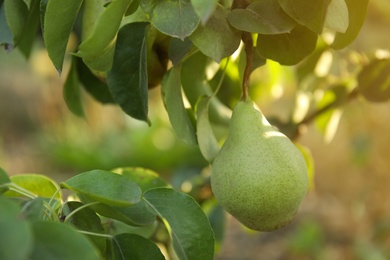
107, 22, 149, 123
257, 25, 318, 65
4, 0, 28, 45
202, 199, 225, 252
191, 0, 217, 24
143, 188, 214, 260
161, 65, 197, 145
332, 0, 369, 49
112, 233, 165, 260
189, 4, 241, 63
0, 3, 13, 49
39, 0, 48, 32
112, 167, 169, 193
357, 59, 390, 102
196, 96, 220, 163
30, 221, 101, 260
61, 170, 142, 207
168, 37, 193, 65
78, 0, 132, 71
17, 0, 40, 58
62, 201, 106, 254
76, 58, 115, 104
20, 197, 45, 221
278, 0, 331, 34
63, 58, 85, 117
43, 0, 84, 73
4, 174, 62, 200
295, 143, 315, 190
81, 0, 106, 41
324, 0, 349, 33
140, 0, 200, 39
0, 167, 10, 194
228, 0, 296, 34
0, 196, 33, 260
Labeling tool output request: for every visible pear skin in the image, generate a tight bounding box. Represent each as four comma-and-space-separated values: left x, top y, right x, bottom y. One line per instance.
211, 100, 308, 231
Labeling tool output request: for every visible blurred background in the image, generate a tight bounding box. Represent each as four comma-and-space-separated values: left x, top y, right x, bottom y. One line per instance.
1, 0, 390, 259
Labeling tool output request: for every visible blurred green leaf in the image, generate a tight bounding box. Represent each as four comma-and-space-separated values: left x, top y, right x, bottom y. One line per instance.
21, 197, 45, 221
107, 22, 149, 123
357, 58, 390, 102
17, 0, 40, 58
140, 0, 199, 39
161, 65, 197, 145
4, 174, 62, 200
63, 58, 85, 117
202, 199, 225, 253
0, 167, 10, 194
112, 167, 169, 193
296, 143, 315, 190
112, 233, 165, 260
61, 170, 142, 207
196, 96, 220, 163
0, 196, 33, 260
4, 0, 28, 45
332, 0, 369, 49
189, 4, 241, 63
30, 221, 101, 260
228, 0, 296, 34
43, 0, 83, 73
62, 201, 106, 254
143, 188, 214, 260
324, 0, 349, 33
191, 0, 217, 24
257, 25, 318, 65
0, 3, 13, 49
278, 0, 331, 34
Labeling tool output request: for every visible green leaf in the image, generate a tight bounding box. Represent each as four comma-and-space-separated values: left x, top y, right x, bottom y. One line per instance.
202, 199, 225, 252
39, 0, 48, 32
62, 201, 106, 254
357, 59, 390, 102
140, 0, 200, 39
76, 58, 115, 104
112, 233, 165, 260
168, 37, 193, 66
278, 0, 331, 34
331, 0, 368, 49
17, 0, 40, 58
228, 0, 296, 34
112, 167, 169, 193
143, 188, 214, 260
0, 167, 10, 193
257, 25, 318, 65
161, 65, 197, 145
0, 3, 13, 49
191, 0, 217, 24
107, 22, 149, 123
81, 0, 106, 41
61, 170, 142, 207
63, 58, 85, 117
324, 0, 349, 33
43, 0, 84, 73
189, 4, 241, 63
196, 96, 220, 163
78, 0, 132, 71
4, 0, 28, 45
21, 197, 45, 221
0, 196, 33, 260
296, 143, 315, 190
30, 221, 101, 260
4, 174, 62, 199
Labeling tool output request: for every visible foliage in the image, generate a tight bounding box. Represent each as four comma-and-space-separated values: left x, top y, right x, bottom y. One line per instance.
1, 0, 388, 259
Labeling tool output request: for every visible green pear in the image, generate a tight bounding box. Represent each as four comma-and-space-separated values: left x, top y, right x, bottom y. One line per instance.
211, 99, 308, 231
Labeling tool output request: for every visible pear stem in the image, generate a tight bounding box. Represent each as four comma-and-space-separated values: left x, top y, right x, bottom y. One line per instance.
241, 32, 253, 101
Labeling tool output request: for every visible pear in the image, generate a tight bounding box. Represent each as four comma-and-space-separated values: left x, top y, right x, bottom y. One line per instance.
211, 99, 308, 231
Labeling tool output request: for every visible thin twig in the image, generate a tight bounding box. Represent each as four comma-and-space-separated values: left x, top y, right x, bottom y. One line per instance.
241, 32, 253, 101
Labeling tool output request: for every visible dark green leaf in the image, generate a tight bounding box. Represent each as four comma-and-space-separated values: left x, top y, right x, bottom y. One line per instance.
125, 0, 139, 16
140, 0, 199, 39
76, 58, 115, 104
62, 201, 106, 254
63, 58, 85, 117
257, 25, 318, 65
228, 0, 296, 34
161, 65, 197, 145
61, 170, 142, 207
43, 0, 84, 73
357, 59, 390, 102
191, 0, 217, 24
278, 0, 331, 34
189, 4, 241, 62
143, 188, 214, 260
30, 221, 101, 260
0, 167, 10, 194
0, 196, 33, 260
196, 96, 220, 163
4, 0, 28, 45
168, 37, 193, 65
332, 0, 368, 49
107, 22, 149, 123
112, 167, 169, 193
324, 0, 349, 33
112, 233, 165, 260
0, 3, 14, 49
39, 0, 48, 33
17, 0, 40, 58
21, 197, 45, 221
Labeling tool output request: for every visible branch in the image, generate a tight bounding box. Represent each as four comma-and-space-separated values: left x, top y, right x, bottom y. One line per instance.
241, 32, 253, 101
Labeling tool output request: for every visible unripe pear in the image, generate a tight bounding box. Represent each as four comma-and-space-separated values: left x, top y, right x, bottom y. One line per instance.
211, 99, 308, 231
